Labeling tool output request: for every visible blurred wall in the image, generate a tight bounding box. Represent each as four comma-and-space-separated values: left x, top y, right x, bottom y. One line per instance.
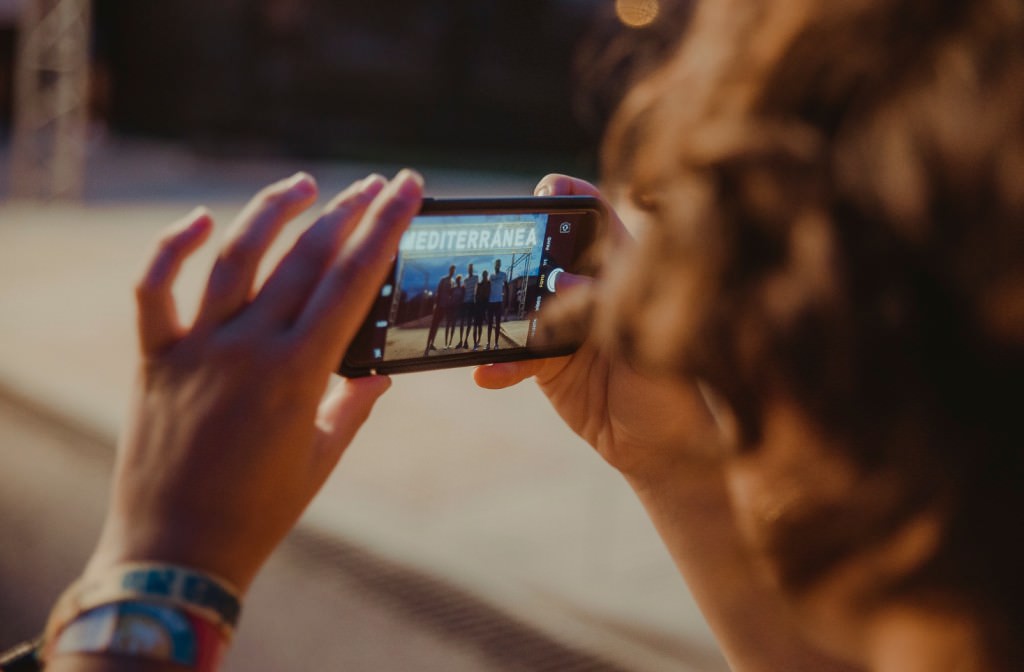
93, 0, 600, 162
0, 11, 15, 137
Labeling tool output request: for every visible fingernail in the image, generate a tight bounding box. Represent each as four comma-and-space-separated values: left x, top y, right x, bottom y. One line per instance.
360, 174, 387, 196
393, 168, 424, 199
289, 171, 316, 194
185, 205, 209, 221
179, 206, 211, 231
535, 184, 552, 197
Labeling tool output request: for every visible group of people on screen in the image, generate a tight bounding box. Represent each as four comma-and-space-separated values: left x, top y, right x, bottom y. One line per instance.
424, 259, 508, 355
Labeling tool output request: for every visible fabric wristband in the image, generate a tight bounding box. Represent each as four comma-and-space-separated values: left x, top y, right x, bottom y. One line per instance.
44, 563, 242, 648
50, 601, 226, 671
0, 638, 42, 672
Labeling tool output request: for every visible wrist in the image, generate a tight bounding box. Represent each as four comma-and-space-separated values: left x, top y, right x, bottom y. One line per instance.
84, 518, 259, 593
619, 444, 728, 498
623, 459, 738, 546
46, 562, 242, 640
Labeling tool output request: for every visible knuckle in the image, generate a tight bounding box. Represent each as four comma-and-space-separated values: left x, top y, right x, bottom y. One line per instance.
134, 276, 159, 302
135, 267, 161, 292
326, 198, 361, 225
312, 256, 373, 311
273, 336, 309, 367
156, 230, 181, 252
324, 189, 357, 214
336, 250, 376, 285
211, 327, 263, 365
296, 222, 334, 259
136, 259, 169, 300
149, 232, 186, 266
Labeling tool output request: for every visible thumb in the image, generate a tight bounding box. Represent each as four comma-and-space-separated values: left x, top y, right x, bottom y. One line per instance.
473, 360, 548, 389
314, 375, 392, 472
548, 270, 591, 295
475, 272, 592, 389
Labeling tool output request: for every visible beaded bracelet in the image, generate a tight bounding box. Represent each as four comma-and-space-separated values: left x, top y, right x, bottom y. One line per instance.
49, 601, 226, 670
44, 562, 242, 647
0, 638, 42, 672
3, 564, 240, 671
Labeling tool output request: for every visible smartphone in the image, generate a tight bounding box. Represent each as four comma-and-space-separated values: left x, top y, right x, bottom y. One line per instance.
339, 195, 604, 376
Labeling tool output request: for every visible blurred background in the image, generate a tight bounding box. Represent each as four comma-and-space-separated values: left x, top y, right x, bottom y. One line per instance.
0, 1, 729, 670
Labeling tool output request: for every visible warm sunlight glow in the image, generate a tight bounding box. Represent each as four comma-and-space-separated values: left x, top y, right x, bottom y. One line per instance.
615, 0, 660, 28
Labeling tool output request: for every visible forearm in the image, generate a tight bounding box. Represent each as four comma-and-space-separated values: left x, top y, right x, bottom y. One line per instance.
626, 466, 861, 672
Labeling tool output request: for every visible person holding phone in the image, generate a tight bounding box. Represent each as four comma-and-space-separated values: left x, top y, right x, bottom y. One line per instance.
8, 0, 1023, 670
476, 0, 1024, 669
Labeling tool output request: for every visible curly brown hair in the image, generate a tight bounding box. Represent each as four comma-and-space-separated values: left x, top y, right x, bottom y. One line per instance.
602, 0, 1024, 654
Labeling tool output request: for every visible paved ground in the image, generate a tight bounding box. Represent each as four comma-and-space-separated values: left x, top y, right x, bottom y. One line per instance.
0, 143, 727, 671
0, 392, 628, 672
384, 320, 528, 360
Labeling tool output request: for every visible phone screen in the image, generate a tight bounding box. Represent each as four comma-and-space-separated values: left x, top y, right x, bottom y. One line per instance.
340, 196, 602, 376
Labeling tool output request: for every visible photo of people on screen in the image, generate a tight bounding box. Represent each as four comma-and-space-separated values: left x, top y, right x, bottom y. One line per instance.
381, 214, 548, 361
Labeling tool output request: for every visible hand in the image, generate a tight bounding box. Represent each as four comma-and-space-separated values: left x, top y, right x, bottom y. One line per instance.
476, 177, 862, 672
83, 170, 424, 591
474, 174, 721, 488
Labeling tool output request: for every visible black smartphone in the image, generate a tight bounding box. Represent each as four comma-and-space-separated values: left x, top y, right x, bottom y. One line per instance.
339, 195, 604, 376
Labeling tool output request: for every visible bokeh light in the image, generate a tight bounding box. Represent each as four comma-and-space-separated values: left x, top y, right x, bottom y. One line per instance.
615, 0, 660, 28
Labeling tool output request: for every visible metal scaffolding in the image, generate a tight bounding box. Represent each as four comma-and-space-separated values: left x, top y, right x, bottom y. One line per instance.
9, 0, 91, 200
505, 251, 532, 319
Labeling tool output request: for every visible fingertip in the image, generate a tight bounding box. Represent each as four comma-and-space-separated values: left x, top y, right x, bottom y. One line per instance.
345, 373, 392, 398
189, 208, 215, 239
269, 172, 318, 211
534, 174, 561, 196
291, 171, 318, 196
553, 271, 591, 293
392, 168, 425, 200
394, 167, 424, 186
472, 365, 497, 389
473, 362, 524, 390
322, 174, 387, 214
185, 205, 210, 222
363, 169, 423, 233
368, 374, 392, 396
360, 173, 387, 195
536, 174, 581, 197
172, 206, 211, 234
535, 174, 603, 198
153, 207, 214, 268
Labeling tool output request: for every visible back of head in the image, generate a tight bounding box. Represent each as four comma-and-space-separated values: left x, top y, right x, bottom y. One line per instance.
603, 0, 1024, 658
